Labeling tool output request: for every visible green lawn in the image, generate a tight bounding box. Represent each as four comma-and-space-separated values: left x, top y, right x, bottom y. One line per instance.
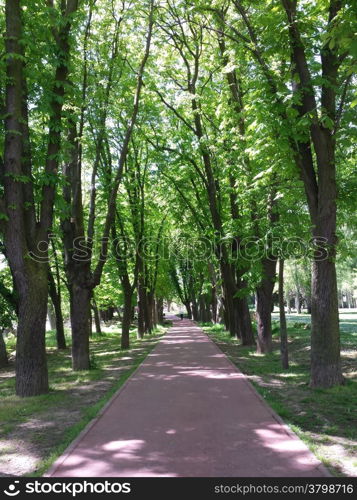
0, 323, 168, 476
201, 313, 357, 477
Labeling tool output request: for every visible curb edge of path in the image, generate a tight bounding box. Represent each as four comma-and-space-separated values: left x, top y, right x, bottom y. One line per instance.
44, 335, 165, 478
200, 324, 332, 478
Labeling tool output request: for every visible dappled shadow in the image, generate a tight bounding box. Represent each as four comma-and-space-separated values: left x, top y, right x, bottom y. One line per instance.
48, 321, 326, 477
49, 421, 325, 477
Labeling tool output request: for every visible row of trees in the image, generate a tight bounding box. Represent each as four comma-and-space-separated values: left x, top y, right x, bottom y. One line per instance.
0, 0, 356, 396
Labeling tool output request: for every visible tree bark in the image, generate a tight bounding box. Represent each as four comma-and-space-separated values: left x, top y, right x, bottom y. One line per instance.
3, 0, 50, 396
121, 289, 132, 349
256, 258, 277, 353
279, 259, 289, 369
310, 255, 343, 387
184, 301, 192, 319
192, 298, 199, 322
15, 263, 49, 396
236, 295, 255, 346
137, 276, 146, 338
70, 282, 91, 370
156, 298, 164, 323
48, 270, 67, 349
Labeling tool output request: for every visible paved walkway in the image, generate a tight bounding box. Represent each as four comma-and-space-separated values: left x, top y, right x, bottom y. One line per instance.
46, 317, 328, 477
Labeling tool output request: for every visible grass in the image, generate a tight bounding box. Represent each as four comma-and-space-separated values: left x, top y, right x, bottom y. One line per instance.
0, 321, 170, 476
201, 312, 357, 477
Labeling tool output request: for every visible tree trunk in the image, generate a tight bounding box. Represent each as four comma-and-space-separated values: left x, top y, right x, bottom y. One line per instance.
0, 331, 9, 368
48, 270, 66, 349
157, 297, 164, 323
221, 262, 240, 338
153, 297, 159, 327
121, 290, 132, 349
310, 257, 343, 387
192, 299, 199, 321
92, 301, 102, 335
70, 283, 91, 370
256, 258, 277, 353
15, 264, 49, 396
279, 259, 289, 369
184, 301, 192, 319
137, 278, 145, 338
237, 296, 255, 346
144, 290, 152, 334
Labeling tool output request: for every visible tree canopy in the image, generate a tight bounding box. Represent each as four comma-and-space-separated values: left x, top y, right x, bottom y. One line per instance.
0, 0, 356, 395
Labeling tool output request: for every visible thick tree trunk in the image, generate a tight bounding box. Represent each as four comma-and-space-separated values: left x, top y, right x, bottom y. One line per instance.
278, 259, 289, 369
70, 283, 91, 370
184, 301, 192, 319
192, 299, 199, 322
221, 262, 240, 338
198, 294, 210, 323
310, 257, 343, 387
237, 295, 255, 346
0, 331, 9, 368
48, 271, 66, 349
15, 264, 49, 396
156, 297, 164, 323
3, 0, 50, 396
256, 258, 277, 353
235, 274, 255, 345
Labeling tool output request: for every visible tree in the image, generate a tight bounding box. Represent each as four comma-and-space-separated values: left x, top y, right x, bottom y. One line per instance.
61, 0, 154, 368
210, 0, 355, 386
1, 0, 79, 396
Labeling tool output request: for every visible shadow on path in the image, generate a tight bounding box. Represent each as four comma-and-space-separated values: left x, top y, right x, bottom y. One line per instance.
46, 317, 328, 477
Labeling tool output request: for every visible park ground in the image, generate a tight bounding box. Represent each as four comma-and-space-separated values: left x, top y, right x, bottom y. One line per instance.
0, 312, 356, 477
0, 324, 168, 477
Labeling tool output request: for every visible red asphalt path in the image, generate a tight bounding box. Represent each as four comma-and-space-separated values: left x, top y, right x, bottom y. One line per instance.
46, 317, 328, 477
